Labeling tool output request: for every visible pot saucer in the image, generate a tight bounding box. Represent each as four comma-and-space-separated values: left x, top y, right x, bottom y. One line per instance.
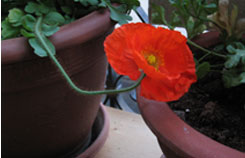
67, 104, 109, 158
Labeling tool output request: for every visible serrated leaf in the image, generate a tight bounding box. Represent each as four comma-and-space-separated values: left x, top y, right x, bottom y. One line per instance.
8, 8, 24, 27
108, 5, 132, 25
235, 42, 245, 49
1, 18, 20, 40
196, 62, 210, 79
21, 14, 36, 31
225, 55, 240, 68
98, 1, 107, 7
25, 2, 39, 14
226, 45, 236, 54
37, 3, 50, 15
222, 69, 245, 88
25, 1, 50, 16
29, 38, 47, 57
225, 43, 245, 67
20, 29, 35, 38
29, 37, 55, 57
101, 0, 132, 25
239, 72, 245, 83
42, 24, 59, 36
43, 12, 65, 26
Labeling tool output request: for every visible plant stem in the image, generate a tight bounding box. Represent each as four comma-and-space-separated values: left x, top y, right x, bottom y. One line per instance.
187, 39, 226, 62
35, 17, 145, 95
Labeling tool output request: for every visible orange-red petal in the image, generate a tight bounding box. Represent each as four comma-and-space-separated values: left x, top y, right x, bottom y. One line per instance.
104, 23, 197, 102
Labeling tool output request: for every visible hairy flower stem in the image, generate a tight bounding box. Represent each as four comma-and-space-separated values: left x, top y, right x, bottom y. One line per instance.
35, 17, 145, 95
187, 39, 226, 62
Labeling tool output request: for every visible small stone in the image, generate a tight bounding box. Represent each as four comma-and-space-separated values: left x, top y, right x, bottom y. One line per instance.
185, 108, 190, 113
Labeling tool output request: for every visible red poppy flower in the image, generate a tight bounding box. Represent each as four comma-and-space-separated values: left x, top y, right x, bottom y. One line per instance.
104, 23, 196, 102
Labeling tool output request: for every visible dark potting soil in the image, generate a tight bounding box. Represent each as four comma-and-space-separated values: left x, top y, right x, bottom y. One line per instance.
168, 73, 245, 152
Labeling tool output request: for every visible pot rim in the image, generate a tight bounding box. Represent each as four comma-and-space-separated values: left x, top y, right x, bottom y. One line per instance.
136, 88, 245, 158
1, 9, 114, 65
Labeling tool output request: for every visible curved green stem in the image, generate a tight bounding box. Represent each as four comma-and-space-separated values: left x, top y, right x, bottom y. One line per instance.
187, 39, 226, 62
34, 17, 145, 95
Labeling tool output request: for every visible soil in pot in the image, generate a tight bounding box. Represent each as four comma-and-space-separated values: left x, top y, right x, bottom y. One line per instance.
168, 69, 245, 152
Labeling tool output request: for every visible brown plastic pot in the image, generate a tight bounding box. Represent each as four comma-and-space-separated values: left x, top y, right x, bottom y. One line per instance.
72, 104, 110, 158
2, 9, 114, 158
136, 32, 245, 158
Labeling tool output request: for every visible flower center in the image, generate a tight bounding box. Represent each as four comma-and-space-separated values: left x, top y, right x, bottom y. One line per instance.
145, 54, 159, 69
147, 54, 157, 65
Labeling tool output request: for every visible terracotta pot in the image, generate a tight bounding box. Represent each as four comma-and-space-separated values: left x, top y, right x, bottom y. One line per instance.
136, 32, 245, 158
137, 93, 245, 158
2, 9, 114, 158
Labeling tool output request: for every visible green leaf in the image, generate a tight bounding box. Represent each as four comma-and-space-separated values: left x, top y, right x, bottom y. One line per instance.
119, 0, 140, 10
8, 8, 24, 27
25, 1, 50, 16
1, 18, 20, 40
204, 3, 217, 9
110, 8, 132, 25
98, 1, 107, 7
29, 37, 55, 57
21, 14, 36, 31
101, 0, 132, 25
41, 24, 59, 36
239, 72, 245, 83
225, 55, 240, 68
186, 17, 195, 38
75, 0, 99, 6
20, 29, 35, 38
87, 0, 99, 5
29, 38, 47, 57
226, 44, 236, 54
203, 3, 217, 13
225, 43, 245, 68
43, 12, 65, 26
25, 2, 39, 14
222, 69, 245, 88
151, 4, 173, 29
235, 42, 245, 49
169, 12, 181, 27
196, 62, 210, 79
237, 49, 245, 64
